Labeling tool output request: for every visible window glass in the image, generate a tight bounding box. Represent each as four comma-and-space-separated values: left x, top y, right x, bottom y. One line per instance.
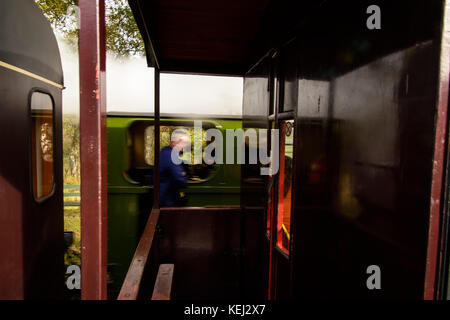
143, 125, 214, 182
280, 44, 298, 112
277, 119, 294, 253
31, 92, 54, 201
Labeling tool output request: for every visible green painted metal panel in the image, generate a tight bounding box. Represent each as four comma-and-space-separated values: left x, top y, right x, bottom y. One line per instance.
106, 115, 242, 294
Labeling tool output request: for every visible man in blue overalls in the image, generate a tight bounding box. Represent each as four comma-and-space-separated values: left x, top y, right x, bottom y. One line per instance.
159, 130, 189, 207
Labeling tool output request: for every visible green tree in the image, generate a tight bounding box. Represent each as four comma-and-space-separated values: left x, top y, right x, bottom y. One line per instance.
105, 0, 144, 57
35, 0, 145, 57
63, 115, 80, 184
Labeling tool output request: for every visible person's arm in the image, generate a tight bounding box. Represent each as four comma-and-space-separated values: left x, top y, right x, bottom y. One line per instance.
169, 161, 187, 188
163, 148, 187, 187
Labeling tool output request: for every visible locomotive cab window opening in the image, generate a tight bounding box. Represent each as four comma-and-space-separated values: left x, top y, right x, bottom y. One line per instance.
277, 119, 294, 254
30, 91, 55, 202
127, 121, 217, 185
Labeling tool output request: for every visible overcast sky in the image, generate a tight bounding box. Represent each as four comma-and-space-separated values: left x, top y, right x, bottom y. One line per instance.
58, 36, 243, 116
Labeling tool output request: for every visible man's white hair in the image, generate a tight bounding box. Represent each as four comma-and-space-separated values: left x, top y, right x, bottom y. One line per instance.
171, 128, 190, 142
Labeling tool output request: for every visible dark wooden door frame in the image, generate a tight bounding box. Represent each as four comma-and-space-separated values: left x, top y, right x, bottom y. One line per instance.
265, 46, 299, 300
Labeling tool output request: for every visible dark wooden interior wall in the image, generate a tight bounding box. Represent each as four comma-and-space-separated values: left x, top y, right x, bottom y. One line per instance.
292, 0, 441, 299
243, 0, 444, 299
155, 208, 262, 299
242, 56, 272, 299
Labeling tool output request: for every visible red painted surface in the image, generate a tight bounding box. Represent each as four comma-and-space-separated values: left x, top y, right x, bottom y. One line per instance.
0, 175, 24, 298
79, 0, 108, 300
267, 180, 274, 300
267, 65, 279, 300
424, 1, 450, 300
277, 123, 287, 254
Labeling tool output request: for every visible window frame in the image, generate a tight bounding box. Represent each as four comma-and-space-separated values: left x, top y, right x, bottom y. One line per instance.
275, 118, 295, 255
265, 120, 276, 238
28, 88, 57, 204
128, 119, 220, 185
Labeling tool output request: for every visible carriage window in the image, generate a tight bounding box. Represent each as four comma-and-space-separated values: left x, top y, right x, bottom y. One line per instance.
143, 125, 215, 182
277, 120, 294, 253
31, 92, 54, 201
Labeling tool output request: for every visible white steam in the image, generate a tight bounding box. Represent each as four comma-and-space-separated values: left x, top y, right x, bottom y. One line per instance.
56, 35, 243, 116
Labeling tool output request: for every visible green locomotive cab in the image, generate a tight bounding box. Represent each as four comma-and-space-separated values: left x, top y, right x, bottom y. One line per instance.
106, 113, 242, 295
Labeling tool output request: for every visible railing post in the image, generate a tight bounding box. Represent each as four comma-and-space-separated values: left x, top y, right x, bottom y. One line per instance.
154, 68, 160, 209
79, 0, 108, 300
424, 0, 450, 300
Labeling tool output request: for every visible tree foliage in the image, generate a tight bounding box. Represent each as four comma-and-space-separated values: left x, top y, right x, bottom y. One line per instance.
35, 0, 145, 57
63, 115, 80, 184
105, 0, 144, 57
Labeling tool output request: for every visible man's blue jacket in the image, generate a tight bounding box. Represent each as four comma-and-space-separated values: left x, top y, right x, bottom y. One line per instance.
159, 146, 187, 206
